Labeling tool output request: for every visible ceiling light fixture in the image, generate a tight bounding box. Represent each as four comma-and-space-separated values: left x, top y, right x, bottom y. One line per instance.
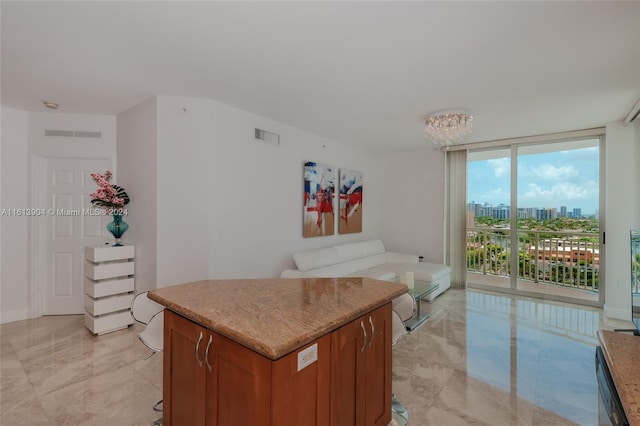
43, 101, 59, 109
425, 112, 473, 147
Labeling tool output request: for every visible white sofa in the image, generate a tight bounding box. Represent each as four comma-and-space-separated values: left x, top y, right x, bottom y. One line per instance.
281, 240, 451, 302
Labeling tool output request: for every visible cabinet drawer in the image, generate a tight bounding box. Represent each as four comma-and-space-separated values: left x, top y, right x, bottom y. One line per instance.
85, 260, 134, 280
84, 311, 133, 335
85, 244, 135, 262
85, 293, 134, 316
84, 277, 134, 298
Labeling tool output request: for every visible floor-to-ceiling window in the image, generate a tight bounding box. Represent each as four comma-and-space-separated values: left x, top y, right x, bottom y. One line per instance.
465, 134, 603, 306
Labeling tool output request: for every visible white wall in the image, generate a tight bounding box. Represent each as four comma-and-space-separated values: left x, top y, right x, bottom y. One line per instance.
207, 97, 384, 279
377, 148, 446, 263
117, 97, 158, 293
155, 97, 212, 287
604, 121, 637, 320
0, 107, 29, 323
116, 95, 385, 287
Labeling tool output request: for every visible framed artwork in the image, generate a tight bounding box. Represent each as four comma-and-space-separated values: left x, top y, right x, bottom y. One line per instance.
303, 162, 335, 237
339, 169, 363, 234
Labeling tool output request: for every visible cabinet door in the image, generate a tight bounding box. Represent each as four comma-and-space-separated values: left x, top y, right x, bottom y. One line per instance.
330, 314, 367, 426
364, 303, 392, 426
205, 332, 272, 426
330, 304, 393, 426
164, 310, 208, 426
271, 336, 331, 426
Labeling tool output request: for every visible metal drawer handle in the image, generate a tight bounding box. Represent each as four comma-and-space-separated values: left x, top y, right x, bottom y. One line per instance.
195, 331, 203, 367
368, 316, 375, 348
360, 320, 368, 352
204, 334, 213, 372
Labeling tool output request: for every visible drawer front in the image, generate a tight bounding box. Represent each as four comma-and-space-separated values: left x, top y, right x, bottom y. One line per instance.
84, 277, 134, 298
85, 245, 135, 262
85, 293, 134, 316
85, 260, 134, 280
84, 311, 133, 335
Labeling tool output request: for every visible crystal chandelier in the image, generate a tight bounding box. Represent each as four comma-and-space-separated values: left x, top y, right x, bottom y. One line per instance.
425, 112, 473, 147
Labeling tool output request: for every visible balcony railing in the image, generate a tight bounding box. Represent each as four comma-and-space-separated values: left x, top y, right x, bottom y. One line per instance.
467, 227, 600, 292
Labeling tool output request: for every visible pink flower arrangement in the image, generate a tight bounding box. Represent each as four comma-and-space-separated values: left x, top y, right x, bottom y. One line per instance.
90, 170, 130, 212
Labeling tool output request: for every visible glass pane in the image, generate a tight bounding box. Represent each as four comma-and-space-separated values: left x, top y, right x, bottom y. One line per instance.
516, 139, 600, 296
467, 148, 511, 289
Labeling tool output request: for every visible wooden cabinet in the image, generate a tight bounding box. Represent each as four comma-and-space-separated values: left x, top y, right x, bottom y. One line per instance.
164, 310, 332, 426
84, 244, 135, 335
330, 303, 392, 426
163, 310, 207, 425
164, 304, 391, 426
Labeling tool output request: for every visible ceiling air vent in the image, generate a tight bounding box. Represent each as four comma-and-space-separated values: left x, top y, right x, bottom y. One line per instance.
44, 129, 103, 139
255, 128, 280, 146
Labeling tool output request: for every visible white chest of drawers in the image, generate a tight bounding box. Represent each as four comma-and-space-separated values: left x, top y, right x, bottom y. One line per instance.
84, 244, 135, 335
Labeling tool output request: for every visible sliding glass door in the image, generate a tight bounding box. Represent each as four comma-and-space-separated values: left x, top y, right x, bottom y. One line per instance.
467, 137, 602, 304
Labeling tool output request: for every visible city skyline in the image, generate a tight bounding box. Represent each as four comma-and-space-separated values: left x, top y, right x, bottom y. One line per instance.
466, 201, 591, 220
468, 145, 600, 215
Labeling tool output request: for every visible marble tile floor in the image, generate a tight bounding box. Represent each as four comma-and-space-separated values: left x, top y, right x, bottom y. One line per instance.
1, 316, 163, 426
392, 288, 633, 426
0, 288, 633, 425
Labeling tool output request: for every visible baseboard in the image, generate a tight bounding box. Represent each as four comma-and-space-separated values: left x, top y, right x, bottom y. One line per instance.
603, 304, 631, 321
0, 308, 32, 324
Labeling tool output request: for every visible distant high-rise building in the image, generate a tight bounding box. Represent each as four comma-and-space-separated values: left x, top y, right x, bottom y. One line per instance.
517, 207, 538, 219
493, 204, 510, 219
560, 206, 567, 217
573, 208, 582, 219
467, 202, 485, 218
537, 208, 557, 220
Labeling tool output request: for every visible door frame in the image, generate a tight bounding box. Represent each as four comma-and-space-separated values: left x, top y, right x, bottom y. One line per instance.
29, 152, 115, 317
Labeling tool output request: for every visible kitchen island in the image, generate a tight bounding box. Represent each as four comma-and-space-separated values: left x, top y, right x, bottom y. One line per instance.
149, 277, 407, 426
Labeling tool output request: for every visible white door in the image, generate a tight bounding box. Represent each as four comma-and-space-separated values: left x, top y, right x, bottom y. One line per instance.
42, 157, 111, 314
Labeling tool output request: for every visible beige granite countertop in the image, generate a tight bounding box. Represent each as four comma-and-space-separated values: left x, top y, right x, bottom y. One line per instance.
598, 330, 640, 425
149, 277, 407, 360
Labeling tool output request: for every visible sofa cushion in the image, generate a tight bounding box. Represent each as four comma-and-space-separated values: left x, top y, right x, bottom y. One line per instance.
292, 240, 388, 272
363, 253, 389, 269
386, 251, 419, 264
293, 247, 340, 272
360, 240, 386, 257
409, 262, 451, 282
348, 268, 396, 281
334, 242, 365, 262
304, 257, 371, 277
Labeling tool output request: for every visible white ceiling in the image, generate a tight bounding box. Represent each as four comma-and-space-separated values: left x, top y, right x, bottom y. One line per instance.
2, 1, 639, 152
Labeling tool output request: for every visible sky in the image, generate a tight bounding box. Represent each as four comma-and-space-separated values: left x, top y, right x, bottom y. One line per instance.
467, 145, 600, 215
